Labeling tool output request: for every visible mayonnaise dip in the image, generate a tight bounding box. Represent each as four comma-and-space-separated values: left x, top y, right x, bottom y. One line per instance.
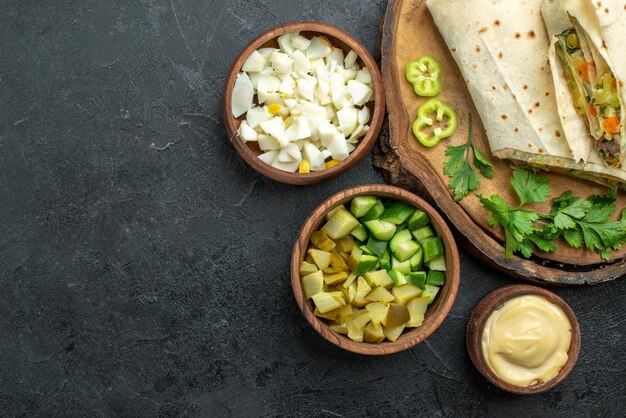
481, 294, 572, 386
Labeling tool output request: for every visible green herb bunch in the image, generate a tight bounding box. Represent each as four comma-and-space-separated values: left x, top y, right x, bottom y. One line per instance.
478, 168, 626, 260
443, 113, 493, 201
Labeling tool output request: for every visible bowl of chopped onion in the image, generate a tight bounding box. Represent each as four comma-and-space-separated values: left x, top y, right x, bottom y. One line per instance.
223, 21, 385, 185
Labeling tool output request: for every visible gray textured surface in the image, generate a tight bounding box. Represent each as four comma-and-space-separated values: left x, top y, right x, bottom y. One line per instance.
0, 0, 624, 417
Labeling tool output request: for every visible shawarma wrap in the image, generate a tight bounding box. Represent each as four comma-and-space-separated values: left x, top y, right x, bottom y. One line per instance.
424, 0, 626, 186
542, 0, 626, 167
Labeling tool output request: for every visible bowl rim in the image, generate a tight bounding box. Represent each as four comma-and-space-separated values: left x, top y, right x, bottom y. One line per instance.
466, 284, 581, 394
291, 184, 460, 355
222, 21, 386, 185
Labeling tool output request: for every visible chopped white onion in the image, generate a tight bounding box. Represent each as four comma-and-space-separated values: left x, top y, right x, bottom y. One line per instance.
238, 120, 258, 142
318, 121, 340, 147
342, 68, 357, 83
242, 50, 266, 73
264, 93, 282, 106
232, 32, 375, 172
311, 59, 327, 78
337, 107, 358, 137
277, 32, 297, 55
302, 142, 326, 170
256, 73, 281, 104
231, 72, 254, 118
271, 158, 301, 172
278, 77, 295, 95
344, 50, 358, 68
326, 133, 350, 161
291, 34, 312, 51
292, 50, 311, 75
246, 106, 272, 128
315, 76, 331, 106
285, 116, 311, 141
277, 144, 301, 162
258, 150, 279, 165
306, 36, 332, 60
358, 107, 370, 124
330, 73, 347, 109
356, 68, 372, 84
327, 60, 337, 76
257, 48, 277, 61
248, 67, 273, 90
320, 149, 332, 161
296, 76, 316, 102
327, 48, 345, 66
259, 116, 288, 147
256, 78, 269, 104
347, 80, 373, 106
349, 124, 366, 142
258, 135, 281, 151
299, 100, 326, 118
270, 51, 294, 74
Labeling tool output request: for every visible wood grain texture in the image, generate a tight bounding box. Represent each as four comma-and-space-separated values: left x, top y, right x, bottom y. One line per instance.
291, 184, 460, 355
466, 285, 581, 395
223, 21, 385, 185
376, 0, 626, 284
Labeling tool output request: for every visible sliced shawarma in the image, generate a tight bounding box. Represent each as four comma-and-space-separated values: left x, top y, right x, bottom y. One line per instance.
542, 0, 626, 167
425, 0, 626, 186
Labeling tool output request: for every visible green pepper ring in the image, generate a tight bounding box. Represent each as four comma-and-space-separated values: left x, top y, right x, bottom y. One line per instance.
406, 55, 443, 97
412, 98, 457, 147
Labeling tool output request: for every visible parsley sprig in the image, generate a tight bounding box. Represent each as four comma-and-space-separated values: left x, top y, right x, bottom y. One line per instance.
443, 113, 493, 201
543, 190, 626, 260
479, 168, 626, 260
478, 168, 555, 258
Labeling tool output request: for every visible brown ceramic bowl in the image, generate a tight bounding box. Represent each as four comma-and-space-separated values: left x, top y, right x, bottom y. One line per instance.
223, 21, 385, 185
291, 184, 460, 355
466, 284, 581, 394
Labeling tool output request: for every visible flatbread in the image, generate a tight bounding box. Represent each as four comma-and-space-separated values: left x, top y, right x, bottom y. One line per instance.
425, 0, 626, 186
542, 0, 626, 166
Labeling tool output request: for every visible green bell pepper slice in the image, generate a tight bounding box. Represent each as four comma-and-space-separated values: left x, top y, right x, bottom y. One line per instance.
412, 98, 457, 147
406, 55, 442, 97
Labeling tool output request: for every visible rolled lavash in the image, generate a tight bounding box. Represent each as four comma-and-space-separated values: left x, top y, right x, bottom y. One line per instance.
424, 0, 626, 186
542, 0, 626, 165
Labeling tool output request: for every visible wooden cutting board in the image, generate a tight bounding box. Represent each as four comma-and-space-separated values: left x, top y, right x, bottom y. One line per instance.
374, 0, 626, 284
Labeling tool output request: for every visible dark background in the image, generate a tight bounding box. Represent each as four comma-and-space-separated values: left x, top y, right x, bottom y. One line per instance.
1, 0, 624, 416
